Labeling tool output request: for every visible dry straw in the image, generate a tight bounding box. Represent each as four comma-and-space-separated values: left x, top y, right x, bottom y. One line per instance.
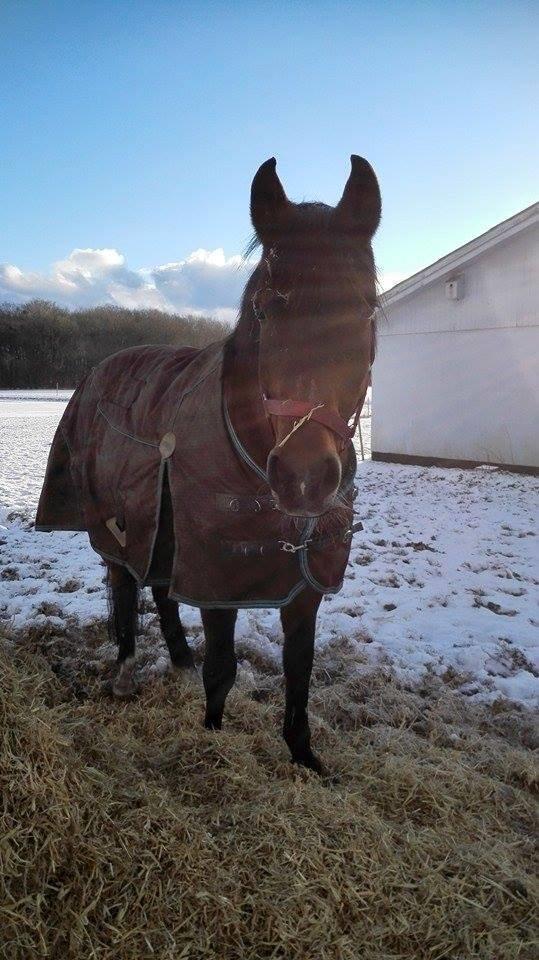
1, 636, 537, 959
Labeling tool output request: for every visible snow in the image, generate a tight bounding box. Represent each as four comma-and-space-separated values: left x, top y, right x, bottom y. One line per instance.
0, 390, 537, 708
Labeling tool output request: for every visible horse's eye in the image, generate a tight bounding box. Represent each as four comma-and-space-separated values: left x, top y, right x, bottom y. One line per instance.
253, 288, 288, 322
266, 294, 288, 316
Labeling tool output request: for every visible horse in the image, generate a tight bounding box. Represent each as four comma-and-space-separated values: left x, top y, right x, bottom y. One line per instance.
36, 155, 380, 773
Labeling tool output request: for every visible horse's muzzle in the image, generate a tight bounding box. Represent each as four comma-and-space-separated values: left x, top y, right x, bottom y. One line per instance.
267, 450, 342, 517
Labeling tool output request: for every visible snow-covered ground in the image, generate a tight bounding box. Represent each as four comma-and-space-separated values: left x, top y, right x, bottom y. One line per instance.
0, 390, 537, 707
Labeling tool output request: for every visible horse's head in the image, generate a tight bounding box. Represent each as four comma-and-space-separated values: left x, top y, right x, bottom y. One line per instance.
249, 156, 380, 517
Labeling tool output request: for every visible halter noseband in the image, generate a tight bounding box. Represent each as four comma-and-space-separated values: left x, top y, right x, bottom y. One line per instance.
263, 394, 365, 446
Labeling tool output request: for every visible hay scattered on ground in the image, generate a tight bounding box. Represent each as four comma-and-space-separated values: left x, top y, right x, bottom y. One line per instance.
1, 634, 537, 960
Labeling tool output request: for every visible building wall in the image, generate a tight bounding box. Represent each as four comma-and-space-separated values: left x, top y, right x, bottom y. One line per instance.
372, 224, 539, 468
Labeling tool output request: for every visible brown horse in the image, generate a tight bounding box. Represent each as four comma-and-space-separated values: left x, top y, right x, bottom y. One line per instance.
37, 155, 380, 773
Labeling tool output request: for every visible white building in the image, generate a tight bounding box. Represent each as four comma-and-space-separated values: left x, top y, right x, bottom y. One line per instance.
372, 203, 539, 473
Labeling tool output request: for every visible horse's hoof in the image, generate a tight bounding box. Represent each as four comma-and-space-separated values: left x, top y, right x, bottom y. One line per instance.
112, 681, 137, 700
293, 752, 325, 776
113, 658, 137, 698
112, 677, 137, 698
171, 664, 201, 687
204, 716, 222, 731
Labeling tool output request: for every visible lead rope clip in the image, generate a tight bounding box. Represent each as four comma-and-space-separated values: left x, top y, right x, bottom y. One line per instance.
279, 539, 311, 554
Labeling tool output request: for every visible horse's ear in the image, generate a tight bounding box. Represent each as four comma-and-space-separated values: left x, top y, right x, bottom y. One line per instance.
334, 155, 381, 238
250, 157, 290, 242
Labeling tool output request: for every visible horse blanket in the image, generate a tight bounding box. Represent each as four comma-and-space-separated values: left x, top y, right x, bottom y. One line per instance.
36, 340, 357, 608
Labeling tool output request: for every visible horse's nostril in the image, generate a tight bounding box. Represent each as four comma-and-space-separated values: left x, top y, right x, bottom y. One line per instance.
267, 451, 295, 493
311, 455, 341, 499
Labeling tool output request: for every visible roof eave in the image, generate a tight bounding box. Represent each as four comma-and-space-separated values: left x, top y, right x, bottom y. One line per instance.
380, 202, 539, 308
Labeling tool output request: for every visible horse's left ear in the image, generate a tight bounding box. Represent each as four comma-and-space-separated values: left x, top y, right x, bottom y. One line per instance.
334, 155, 381, 238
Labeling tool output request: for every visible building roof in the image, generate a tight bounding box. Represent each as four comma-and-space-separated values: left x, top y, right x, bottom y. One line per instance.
381, 202, 539, 307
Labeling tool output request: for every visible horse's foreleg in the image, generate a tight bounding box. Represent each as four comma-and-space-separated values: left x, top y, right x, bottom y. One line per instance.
201, 609, 238, 730
108, 562, 138, 698
151, 585, 196, 673
280, 589, 322, 773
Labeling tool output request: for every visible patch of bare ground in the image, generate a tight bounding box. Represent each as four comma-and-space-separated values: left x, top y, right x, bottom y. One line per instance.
1, 624, 537, 960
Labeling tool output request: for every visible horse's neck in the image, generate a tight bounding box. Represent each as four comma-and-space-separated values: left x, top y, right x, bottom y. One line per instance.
223, 310, 273, 473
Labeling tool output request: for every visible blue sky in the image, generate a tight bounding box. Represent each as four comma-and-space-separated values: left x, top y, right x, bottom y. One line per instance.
1, 0, 537, 317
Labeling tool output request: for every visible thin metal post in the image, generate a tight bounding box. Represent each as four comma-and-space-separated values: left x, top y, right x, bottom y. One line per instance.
358, 420, 365, 461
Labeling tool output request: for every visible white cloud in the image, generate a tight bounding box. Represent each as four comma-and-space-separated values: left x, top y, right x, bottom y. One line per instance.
151, 248, 248, 320
0, 247, 252, 318
55, 247, 126, 279
0, 247, 409, 317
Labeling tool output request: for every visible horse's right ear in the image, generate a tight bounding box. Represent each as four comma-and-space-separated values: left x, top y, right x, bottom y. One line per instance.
250, 158, 290, 243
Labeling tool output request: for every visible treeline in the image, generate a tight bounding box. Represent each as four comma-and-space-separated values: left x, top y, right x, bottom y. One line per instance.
0, 300, 231, 388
